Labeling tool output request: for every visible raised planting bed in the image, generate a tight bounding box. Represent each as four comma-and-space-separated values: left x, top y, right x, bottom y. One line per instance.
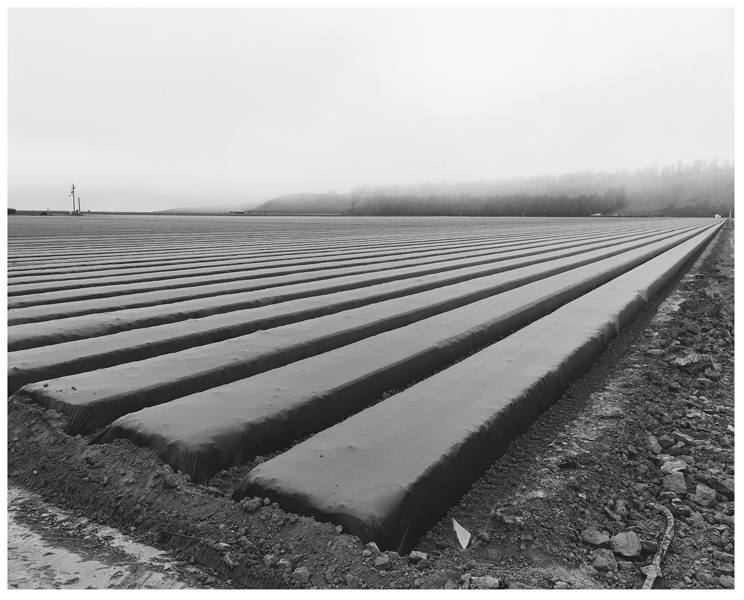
7, 223, 665, 323
7, 224, 698, 390
92, 223, 715, 484
234, 223, 721, 553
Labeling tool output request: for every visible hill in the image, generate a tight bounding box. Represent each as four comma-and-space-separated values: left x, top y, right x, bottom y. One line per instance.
253, 193, 353, 215
253, 162, 734, 218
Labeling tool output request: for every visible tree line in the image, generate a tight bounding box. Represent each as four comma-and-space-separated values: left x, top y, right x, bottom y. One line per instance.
348, 188, 628, 217
252, 160, 734, 217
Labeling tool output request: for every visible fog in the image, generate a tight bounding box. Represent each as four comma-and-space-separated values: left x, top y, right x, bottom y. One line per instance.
8, 8, 734, 212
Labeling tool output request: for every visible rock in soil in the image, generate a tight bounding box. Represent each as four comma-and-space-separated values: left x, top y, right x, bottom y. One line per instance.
581, 528, 610, 548
592, 549, 618, 572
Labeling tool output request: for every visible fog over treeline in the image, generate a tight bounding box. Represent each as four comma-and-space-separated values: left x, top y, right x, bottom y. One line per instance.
250, 159, 734, 218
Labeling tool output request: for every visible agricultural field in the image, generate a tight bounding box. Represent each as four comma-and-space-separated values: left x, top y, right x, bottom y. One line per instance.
7, 214, 733, 589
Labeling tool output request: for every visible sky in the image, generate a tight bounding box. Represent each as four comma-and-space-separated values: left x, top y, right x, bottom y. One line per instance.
7, 7, 735, 212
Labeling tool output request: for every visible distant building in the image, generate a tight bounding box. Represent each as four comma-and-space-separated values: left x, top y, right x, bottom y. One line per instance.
228, 210, 246, 215
715, 214, 722, 218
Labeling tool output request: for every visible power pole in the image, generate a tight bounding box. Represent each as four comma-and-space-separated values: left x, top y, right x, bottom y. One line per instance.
70, 184, 76, 213
78, 197, 81, 214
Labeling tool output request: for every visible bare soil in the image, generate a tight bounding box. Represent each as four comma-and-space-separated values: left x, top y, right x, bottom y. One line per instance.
7, 485, 210, 589
7, 225, 734, 590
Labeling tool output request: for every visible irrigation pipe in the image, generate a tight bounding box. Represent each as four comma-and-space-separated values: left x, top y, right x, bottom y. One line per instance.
641, 503, 675, 589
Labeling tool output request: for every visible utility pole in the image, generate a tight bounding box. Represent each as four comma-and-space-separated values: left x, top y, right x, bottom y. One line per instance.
70, 184, 76, 214
78, 197, 81, 214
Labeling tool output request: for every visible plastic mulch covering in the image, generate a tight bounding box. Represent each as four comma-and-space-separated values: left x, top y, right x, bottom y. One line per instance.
7, 225, 659, 325
9, 228, 606, 295
7, 226, 696, 391
14, 225, 707, 434
231, 223, 721, 554
7, 225, 669, 352
10, 235, 568, 307
92, 225, 715, 484
7, 219, 646, 276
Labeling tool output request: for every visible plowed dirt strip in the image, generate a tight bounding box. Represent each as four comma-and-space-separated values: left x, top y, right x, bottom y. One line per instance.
8, 226, 641, 301
8, 224, 701, 325
235, 223, 721, 555
13, 224, 712, 434
93, 224, 718, 484
7, 225, 705, 390
7, 225, 700, 353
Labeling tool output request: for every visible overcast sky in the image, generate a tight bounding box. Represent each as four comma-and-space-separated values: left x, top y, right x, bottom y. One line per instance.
8, 7, 734, 212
